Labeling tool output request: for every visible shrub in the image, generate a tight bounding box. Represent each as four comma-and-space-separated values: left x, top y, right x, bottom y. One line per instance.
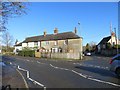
18, 50, 35, 57
113, 45, 120, 49
18, 51, 24, 56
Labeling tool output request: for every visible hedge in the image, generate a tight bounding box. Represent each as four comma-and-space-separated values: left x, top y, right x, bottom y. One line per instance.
18, 50, 35, 57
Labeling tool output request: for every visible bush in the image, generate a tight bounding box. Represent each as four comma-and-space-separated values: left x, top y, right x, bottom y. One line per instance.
113, 45, 120, 49
18, 50, 35, 57
18, 51, 24, 56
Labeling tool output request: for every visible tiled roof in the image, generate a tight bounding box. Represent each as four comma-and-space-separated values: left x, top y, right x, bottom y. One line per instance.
98, 36, 111, 45
22, 32, 81, 43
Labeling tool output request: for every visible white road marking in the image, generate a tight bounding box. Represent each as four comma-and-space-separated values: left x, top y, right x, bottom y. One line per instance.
37, 61, 40, 63
11, 58, 120, 87
72, 70, 87, 78
16, 69, 29, 88
88, 77, 120, 87
73, 63, 109, 70
17, 65, 46, 89
18, 66, 28, 72
37, 61, 46, 65
50, 64, 69, 71
49, 64, 120, 87
27, 70, 30, 78
26, 60, 30, 62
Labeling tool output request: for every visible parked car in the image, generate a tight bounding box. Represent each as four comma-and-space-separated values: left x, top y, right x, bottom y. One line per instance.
109, 54, 120, 77
86, 52, 91, 56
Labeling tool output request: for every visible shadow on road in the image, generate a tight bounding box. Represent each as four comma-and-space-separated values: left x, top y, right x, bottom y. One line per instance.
75, 65, 118, 79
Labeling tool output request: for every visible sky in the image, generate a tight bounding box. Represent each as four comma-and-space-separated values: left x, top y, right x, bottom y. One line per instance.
7, 2, 118, 46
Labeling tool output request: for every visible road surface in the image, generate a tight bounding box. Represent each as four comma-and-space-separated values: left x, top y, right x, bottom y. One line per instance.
2, 55, 120, 89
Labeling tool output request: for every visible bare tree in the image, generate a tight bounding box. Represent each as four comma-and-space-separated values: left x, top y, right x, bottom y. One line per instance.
2, 31, 14, 52
89, 41, 97, 52
0, 1, 27, 31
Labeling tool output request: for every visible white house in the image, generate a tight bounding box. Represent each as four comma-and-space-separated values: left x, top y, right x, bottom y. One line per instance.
97, 31, 120, 52
14, 42, 22, 54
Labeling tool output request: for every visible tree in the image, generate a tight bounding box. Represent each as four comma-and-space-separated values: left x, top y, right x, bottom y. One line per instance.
89, 41, 97, 52
0, 1, 27, 31
2, 31, 14, 52
106, 43, 112, 49
85, 43, 90, 52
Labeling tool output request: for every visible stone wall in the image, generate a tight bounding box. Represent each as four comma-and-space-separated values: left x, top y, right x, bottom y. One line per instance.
41, 52, 82, 60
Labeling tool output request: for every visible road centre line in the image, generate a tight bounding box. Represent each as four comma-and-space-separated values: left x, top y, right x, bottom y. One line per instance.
49, 64, 120, 87
37, 61, 46, 65
71, 70, 88, 78
50, 64, 69, 71
88, 77, 120, 87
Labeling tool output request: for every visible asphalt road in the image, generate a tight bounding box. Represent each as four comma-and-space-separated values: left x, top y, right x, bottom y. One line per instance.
2, 55, 120, 89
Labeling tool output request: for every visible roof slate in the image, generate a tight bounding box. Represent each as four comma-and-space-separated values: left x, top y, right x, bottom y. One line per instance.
22, 32, 81, 43
98, 36, 111, 45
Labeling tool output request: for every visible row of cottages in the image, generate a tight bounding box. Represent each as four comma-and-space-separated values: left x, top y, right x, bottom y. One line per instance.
14, 27, 83, 59
97, 31, 120, 53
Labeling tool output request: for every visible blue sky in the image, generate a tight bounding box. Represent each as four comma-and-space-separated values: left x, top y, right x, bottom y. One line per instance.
7, 2, 118, 46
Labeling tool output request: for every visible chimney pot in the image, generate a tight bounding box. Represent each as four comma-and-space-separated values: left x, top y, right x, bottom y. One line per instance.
54, 28, 58, 34
111, 31, 115, 37
44, 31, 46, 36
74, 27, 77, 34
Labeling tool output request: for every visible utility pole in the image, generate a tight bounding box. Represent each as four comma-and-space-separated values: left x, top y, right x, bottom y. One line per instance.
110, 22, 113, 46
78, 22, 83, 60
114, 28, 118, 54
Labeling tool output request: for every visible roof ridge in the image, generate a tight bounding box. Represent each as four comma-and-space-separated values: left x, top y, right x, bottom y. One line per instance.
26, 31, 75, 38
103, 36, 111, 38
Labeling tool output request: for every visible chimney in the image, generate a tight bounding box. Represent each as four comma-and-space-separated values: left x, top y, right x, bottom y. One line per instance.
54, 28, 58, 35
43, 31, 46, 36
74, 27, 77, 34
111, 31, 115, 37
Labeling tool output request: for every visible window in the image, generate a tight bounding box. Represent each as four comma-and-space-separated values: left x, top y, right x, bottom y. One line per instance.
34, 42, 38, 47
46, 41, 49, 45
64, 40, 68, 45
113, 42, 115, 45
103, 44, 106, 49
58, 47, 62, 53
52, 48, 58, 53
54, 41, 58, 45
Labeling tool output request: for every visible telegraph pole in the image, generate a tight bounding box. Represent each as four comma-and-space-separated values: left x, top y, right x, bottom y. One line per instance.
78, 22, 83, 60
110, 22, 113, 45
